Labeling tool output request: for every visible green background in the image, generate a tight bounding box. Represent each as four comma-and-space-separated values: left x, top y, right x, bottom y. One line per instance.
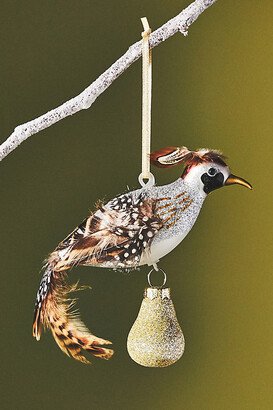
1, 1, 272, 409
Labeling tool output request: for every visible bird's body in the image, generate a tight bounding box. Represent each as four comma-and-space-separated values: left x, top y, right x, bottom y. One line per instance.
54, 178, 204, 272
32, 146, 252, 363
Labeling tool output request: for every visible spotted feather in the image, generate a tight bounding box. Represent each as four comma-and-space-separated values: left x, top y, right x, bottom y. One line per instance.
54, 192, 162, 270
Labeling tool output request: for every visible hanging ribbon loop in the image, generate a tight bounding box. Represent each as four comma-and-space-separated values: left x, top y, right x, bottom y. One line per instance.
139, 17, 155, 188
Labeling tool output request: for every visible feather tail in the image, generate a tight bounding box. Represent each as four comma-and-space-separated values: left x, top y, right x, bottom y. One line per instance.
32, 263, 113, 364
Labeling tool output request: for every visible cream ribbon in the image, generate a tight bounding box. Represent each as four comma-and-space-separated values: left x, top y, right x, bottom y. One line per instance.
138, 17, 155, 188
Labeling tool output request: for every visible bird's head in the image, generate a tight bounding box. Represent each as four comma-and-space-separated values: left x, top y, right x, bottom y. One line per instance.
150, 146, 252, 195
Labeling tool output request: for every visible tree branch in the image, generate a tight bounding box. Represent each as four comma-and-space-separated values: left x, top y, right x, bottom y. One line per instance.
0, 0, 217, 162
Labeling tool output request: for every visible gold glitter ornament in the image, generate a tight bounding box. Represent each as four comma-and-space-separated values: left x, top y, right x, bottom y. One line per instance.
127, 280, 185, 367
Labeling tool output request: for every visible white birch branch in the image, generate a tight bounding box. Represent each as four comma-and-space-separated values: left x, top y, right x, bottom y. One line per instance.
0, 0, 217, 162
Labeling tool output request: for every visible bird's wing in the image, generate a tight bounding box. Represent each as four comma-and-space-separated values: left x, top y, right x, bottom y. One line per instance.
54, 191, 163, 270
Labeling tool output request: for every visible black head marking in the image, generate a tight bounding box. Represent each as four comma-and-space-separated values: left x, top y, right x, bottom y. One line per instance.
201, 171, 224, 194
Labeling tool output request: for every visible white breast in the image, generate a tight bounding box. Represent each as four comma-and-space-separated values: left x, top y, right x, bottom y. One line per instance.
139, 233, 187, 266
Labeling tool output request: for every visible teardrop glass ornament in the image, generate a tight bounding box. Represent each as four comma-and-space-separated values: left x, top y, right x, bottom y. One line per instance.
127, 287, 185, 367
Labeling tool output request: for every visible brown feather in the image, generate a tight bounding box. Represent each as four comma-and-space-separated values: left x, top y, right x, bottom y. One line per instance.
33, 267, 113, 364
150, 146, 188, 168
150, 146, 227, 169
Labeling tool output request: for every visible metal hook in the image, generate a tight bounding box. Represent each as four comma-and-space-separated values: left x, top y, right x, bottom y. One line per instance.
147, 267, 167, 288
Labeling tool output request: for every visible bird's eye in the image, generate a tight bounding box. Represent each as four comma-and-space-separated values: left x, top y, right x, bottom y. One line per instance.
208, 167, 217, 176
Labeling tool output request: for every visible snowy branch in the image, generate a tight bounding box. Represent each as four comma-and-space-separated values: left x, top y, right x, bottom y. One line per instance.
0, 0, 217, 162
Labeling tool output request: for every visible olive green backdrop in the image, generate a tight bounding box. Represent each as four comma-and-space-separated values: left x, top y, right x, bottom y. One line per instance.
0, 1, 272, 409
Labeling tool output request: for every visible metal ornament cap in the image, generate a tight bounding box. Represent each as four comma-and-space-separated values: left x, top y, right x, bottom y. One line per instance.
127, 287, 185, 367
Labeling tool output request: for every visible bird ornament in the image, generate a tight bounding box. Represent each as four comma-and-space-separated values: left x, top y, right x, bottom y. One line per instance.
32, 145, 252, 364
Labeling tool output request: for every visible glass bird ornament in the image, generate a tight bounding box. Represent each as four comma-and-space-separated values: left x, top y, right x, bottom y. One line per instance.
32, 146, 252, 364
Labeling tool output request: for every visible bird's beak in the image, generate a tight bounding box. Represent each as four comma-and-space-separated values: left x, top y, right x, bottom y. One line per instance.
225, 174, 252, 190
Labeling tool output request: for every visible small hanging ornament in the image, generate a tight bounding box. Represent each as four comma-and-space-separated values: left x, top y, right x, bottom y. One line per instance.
127, 268, 185, 367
